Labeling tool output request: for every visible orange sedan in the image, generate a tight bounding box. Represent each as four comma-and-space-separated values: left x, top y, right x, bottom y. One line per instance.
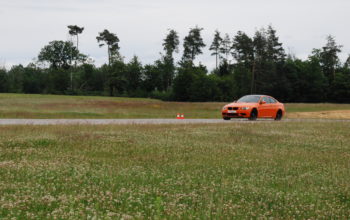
221, 95, 285, 120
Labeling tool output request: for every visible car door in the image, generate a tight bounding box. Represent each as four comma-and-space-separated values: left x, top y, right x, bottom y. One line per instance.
258, 96, 270, 117
267, 97, 278, 118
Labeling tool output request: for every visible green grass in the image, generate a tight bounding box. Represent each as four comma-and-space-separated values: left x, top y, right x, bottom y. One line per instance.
285, 103, 350, 113
1, 93, 350, 119
0, 93, 223, 119
0, 122, 349, 218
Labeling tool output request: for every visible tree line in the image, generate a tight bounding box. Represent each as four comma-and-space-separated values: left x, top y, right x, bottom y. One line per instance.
0, 25, 349, 102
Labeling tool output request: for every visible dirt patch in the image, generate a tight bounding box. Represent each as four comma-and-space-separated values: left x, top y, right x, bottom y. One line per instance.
287, 110, 350, 119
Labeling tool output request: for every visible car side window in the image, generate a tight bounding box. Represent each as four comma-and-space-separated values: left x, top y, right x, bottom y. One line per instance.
268, 97, 277, 103
262, 97, 269, 103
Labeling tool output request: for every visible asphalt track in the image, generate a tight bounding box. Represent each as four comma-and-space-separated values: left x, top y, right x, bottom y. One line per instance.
0, 118, 349, 125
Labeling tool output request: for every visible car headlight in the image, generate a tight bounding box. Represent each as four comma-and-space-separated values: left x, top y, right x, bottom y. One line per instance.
241, 107, 250, 110
222, 106, 227, 110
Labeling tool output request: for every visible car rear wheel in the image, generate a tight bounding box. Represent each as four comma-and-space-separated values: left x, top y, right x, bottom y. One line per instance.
249, 109, 258, 121
223, 117, 231, 120
275, 110, 283, 121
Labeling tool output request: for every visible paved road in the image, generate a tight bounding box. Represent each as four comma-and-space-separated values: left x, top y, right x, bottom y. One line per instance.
0, 118, 349, 125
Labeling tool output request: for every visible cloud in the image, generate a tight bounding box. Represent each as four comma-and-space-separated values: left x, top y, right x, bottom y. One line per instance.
0, 0, 349, 69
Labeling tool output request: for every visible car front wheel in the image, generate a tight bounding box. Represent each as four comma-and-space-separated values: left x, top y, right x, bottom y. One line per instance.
249, 109, 258, 121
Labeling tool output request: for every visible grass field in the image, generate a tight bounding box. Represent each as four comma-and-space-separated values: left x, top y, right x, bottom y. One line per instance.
0, 122, 349, 218
1, 93, 350, 119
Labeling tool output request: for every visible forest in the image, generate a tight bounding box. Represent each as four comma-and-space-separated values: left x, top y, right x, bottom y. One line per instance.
0, 25, 349, 103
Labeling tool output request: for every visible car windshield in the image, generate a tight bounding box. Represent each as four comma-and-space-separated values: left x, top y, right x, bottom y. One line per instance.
236, 95, 261, 103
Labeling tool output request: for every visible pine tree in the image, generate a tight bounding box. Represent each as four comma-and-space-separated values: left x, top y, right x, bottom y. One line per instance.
320, 35, 342, 82
345, 55, 350, 69
266, 25, 285, 62
67, 25, 84, 51
181, 26, 206, 64
162, 29, 179, 89
162, 29, 179, 60
252, 29, 267, 93
209, 30, 222, 69
220, 33, 232, 63
232, 31, 254, 67
96, 30, 121, 65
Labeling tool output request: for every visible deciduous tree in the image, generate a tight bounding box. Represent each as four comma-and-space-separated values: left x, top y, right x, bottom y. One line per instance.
38, 41, 85, 69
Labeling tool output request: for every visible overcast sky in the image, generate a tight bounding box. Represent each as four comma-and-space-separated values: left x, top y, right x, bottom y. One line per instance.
0, 0, 349, 70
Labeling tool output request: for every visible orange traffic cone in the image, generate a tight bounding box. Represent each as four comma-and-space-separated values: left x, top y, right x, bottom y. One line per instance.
176, 113, 185, 119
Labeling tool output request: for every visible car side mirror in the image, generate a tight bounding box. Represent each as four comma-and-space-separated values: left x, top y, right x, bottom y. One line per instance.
260, 101, 266, 105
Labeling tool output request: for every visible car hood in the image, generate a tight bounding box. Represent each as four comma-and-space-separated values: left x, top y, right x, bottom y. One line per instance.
224, 102, 258, 108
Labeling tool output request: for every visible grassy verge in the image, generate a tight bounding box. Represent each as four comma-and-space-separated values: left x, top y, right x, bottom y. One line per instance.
1, 93, 350, 119
0, 93, 222, 119
0, 122, 349, 218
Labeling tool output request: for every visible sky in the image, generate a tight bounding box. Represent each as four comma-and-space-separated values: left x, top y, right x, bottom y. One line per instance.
0, 0, 349, 70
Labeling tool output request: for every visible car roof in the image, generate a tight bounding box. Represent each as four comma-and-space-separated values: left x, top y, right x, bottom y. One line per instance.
248, 94, 272, 97
246, 95, 278, 101
243, 94, 265, 98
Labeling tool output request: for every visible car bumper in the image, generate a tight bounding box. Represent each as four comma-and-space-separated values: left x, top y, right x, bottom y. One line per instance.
221, 110, 250, 118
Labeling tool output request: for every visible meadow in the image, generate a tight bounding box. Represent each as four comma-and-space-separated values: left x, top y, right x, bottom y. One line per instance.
0, 121, 349, 218
1, 93, 350, 119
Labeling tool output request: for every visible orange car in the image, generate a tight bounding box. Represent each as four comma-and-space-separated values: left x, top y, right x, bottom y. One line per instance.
222, 95, 285, 120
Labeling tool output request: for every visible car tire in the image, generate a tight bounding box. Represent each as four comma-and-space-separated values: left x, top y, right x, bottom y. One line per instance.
275, 110, 283, 121
223, 117, 231, 120
249, 109, 258, 121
